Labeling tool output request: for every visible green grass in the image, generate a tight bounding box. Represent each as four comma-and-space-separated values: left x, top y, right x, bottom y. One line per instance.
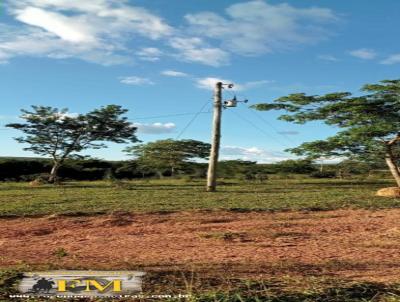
0, 178, 399, 217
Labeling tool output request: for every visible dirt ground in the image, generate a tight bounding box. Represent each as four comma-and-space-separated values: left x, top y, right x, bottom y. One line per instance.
2, 209, 400, 282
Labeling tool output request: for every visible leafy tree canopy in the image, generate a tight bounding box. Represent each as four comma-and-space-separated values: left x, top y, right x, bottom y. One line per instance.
274, 159, 316, 174
125, 139, 210, 175
7, 105, 138, 182
251, 79, 400, 185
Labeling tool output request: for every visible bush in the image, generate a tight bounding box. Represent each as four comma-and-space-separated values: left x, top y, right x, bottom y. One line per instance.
180, 175, 195, 182
255, 173, 268, 182
0, 159, 50, 180
274, 159, 317, 174
310, 171, 336, 178
20, 173, 50, 182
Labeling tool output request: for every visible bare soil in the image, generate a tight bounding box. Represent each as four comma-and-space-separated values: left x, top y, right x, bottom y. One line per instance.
2, 209, 400, 282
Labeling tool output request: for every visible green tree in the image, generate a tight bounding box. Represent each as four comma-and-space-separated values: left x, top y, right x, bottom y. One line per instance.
218, 160, 257, 179
7, 105, 138, 182
336, 159, 384, 177
125, 139, 210, 177
251, 79, 400, 186
274, 159, 316, 174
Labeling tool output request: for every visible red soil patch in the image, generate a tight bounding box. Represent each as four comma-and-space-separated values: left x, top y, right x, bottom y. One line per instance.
1, 209, 400, 282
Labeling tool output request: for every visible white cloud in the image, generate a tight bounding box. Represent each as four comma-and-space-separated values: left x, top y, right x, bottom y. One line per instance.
137, 47, 163, 61
120, 76, 154, 86
10, 0, 118, 13
223, 146, 265, 156
0, 27, 130, 65
133, 122, 175, 134
0, 0, 172, 65
221, 146, 291, 163
184, 0, 338, 56
0, 0, 339, 66
349, 48, 376, 60
161, 70, 189, 77
317, 54, 339, 61
196, 77, 235, 90
15, 7, 95, 44
196, 77, 272, 91
11, 0, 173, 39
169, 37, 229, 66
381, 54, 400, 65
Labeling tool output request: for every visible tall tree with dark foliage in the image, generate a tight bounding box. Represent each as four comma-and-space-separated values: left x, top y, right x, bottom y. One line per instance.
252, 79, 400, 186
7, 105, 138, 182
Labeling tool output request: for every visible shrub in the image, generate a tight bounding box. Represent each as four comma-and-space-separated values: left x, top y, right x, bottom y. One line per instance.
310, 171, 336, 178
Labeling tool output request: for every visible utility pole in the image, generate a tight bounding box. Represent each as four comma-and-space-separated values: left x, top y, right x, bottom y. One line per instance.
206, 82, 246, 192
207, 82, 223, 192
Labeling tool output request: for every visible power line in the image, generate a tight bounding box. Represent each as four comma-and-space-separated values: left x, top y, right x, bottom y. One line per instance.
233, 91, 296, 144
229, 109, 291, 149
129, 111, 210, 121
176, 98, 212, 139
247, 108, 295, 145
0, 110, 213, 130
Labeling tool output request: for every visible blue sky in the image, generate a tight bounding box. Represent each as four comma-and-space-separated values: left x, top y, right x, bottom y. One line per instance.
0, 0, 399, 162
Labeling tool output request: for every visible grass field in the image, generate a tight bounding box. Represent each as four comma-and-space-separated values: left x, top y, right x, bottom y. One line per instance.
2, 178, 400, 301
0, 178, 399, 217
3, 270, 400, 301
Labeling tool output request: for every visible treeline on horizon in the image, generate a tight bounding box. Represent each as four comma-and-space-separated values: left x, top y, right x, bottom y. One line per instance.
0, 157, 388, 182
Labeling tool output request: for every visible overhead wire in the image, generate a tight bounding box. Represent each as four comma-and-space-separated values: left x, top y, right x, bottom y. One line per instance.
175, 98, 212, 139
223, 86, 291, 149
0, 95, 395, 157
228, 108, 291, 149
129, 111, 210, 121
247, 108, 296, 145
0, 110, 213, 131
233, 90, 297, 145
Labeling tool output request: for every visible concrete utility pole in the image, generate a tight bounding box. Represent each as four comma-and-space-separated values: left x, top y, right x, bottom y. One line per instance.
207, 82, 223, 192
